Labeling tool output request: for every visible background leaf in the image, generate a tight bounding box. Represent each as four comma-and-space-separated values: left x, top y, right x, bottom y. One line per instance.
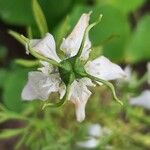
125, 14, 150, 63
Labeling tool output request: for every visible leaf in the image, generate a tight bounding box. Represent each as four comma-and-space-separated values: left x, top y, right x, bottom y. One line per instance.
0, 129, 24, 139
0, 46, 7, 59
0, 69, 7, 88
0, 0, 34, 25
2, 68, 30, 112
32, 0, 48, 37
90, 4, 130, 62
65, 5, 130, 62
107, 0, 145, 14
125, 14, 150, 63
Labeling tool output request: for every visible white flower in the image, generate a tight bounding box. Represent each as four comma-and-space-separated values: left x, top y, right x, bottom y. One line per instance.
22, 13, 125, 122
88, 124, 103, 138
76, 137, 99, 149
129, 90, 150, 110
76, 123, 111, 149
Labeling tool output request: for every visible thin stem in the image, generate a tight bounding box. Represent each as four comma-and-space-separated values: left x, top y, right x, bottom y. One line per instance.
87, 74, 123, 106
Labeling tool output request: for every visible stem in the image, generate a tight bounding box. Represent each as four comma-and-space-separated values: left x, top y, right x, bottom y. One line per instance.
87, 74, 123, 106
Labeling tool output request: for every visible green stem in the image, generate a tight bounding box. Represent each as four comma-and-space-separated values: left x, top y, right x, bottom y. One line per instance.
87, 74, 123, 106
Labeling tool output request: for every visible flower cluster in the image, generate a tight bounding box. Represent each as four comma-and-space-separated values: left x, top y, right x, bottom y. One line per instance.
13, 13, 126, 122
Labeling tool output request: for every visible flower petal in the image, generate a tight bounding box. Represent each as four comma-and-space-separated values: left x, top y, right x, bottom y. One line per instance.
68, 78, 94, 122
88, 124, 103, 138
129, 90, 150, 110
22, 71, 63, 101
60, 13, 90, 57
80, 33, 91, 60
38, 61, 54, 75
29, 33, 61, 62
76, 137, 99, 149
85, 56, 126, 81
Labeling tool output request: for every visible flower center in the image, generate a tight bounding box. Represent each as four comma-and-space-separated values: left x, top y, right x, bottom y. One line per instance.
59, 57, 87, 84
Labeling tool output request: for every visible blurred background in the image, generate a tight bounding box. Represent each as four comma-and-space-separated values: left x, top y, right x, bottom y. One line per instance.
0, 0, 150, 150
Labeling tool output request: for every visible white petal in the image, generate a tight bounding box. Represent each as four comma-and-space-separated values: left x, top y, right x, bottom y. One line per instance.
21, 71, 62, 101
147, 62, 150, 85
29, 33, 61, 62
59, 83, 66, 99
38, 61, 54, 75
129, 90, 150, 110
76, 138, 99, 149
80, 33, 92, 60
68, 78, 94, 122
124, 65, 132, 82
60, 13, 90, 57
85, 56, 126, 81
88, 124, 103, 138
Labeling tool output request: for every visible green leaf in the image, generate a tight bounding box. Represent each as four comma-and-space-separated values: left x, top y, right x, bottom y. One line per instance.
32, 0, 48, 37
90, 4, 130, 62
66, 5, 130, 62
0, 69, 7, 88
107, 0, 145, 14
0, 0, 34, 25
0, 46, 7, 59
2, 68, 30, 112
125, 14, 150, 63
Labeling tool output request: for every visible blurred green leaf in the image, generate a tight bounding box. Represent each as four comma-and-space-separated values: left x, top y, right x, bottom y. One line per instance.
90, 4, 130, 61
107, 0, 145, 14
32, 0, 48, 37
0, 69, 7, 88
66, 5, 130, 62
125, 14, 150, 63
0, 46, 7, 59
2, 68, 30, 112
0, 0, 73, 29
0, 0, 34, 25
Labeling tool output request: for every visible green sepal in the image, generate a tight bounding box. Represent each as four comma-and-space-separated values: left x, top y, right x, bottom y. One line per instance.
76, 13, 103, 57
14, 59, 39, 67
87, 74, 123, 106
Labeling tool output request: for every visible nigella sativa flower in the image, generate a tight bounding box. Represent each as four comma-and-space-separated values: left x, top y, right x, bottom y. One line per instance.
11, 13, 126, 122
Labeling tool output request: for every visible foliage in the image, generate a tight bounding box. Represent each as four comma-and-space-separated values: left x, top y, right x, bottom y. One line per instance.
0, 0, 150, 149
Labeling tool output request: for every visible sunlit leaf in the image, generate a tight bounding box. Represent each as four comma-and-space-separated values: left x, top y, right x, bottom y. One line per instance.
125, 14, 150, 63
32, 0, 48, 37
